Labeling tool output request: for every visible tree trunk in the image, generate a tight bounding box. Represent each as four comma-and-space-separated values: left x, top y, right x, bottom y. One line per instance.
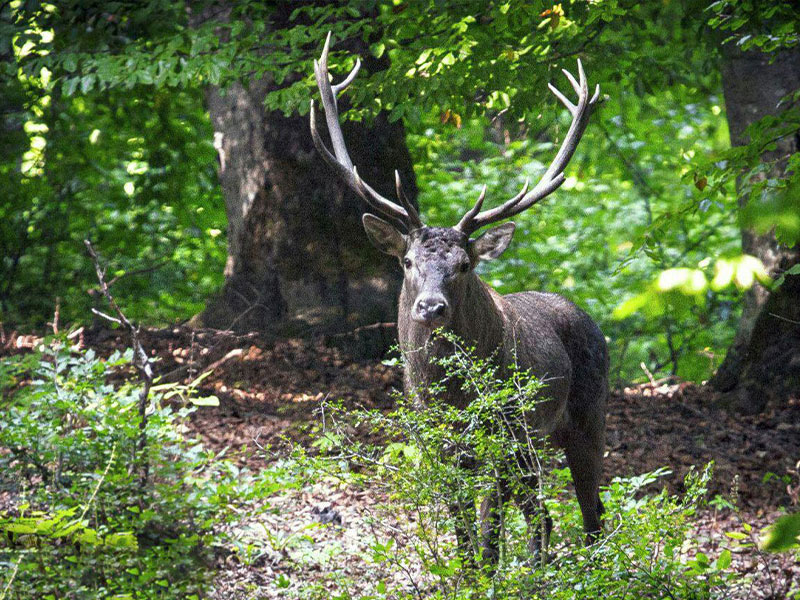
710, 46, 800, 413
194, 6, 417, 349
201, 79, 416, 340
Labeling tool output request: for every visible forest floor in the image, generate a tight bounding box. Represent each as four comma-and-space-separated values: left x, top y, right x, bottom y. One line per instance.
4, 325, 800, 598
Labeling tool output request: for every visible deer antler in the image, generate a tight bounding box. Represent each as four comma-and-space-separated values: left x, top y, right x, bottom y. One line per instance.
456, 60, 600, 235
310, 32, 423, 231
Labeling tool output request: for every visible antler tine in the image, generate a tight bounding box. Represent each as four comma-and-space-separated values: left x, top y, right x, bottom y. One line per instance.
454, 184, 487, 233
590, 83, 601, 104
395, 170, 424, 229
547, 82, 576, 115
456, 60, 600, 235
332, 58, 360, 95
310, 32, 420, 230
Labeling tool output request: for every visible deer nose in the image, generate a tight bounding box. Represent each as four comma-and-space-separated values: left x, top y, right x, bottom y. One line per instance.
415, 297, 448, 323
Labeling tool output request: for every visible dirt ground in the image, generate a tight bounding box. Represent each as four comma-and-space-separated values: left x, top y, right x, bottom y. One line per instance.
3, 325, 799, 598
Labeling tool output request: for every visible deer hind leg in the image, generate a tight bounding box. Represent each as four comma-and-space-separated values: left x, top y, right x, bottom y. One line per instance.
563, 425, 605, 544
515, 474, 553, 562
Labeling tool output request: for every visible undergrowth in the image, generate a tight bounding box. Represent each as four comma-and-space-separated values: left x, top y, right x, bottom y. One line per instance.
0, 336, 286, 599
297, 334, 747, 599
0, 333, 779, 598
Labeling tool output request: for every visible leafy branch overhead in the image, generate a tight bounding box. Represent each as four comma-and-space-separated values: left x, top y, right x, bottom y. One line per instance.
9, 2, 716, 119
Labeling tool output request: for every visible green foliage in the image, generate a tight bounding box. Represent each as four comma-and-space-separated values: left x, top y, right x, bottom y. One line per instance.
2, 4, 226, 326
9, 2, 717, 120
2, 0, 797, 384
0, 337, 283, 599
707, 0, 800, 52
0, 72, 226, 326
761, 512, 800, 552
699, 2, 800, 247
299, 337, 745, 598
693, 98, 800, 246
612, 255, 770, 320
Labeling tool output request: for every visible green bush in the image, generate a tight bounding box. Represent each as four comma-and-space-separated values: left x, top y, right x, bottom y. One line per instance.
0, 337, 280, 599
305, 335, 744, 599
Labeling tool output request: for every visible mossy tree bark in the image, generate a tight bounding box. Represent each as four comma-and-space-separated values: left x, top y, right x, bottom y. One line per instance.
711, 46, 800, 413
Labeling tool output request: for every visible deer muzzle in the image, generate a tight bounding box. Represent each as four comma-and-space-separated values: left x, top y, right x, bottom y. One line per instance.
413, 295, 450, 327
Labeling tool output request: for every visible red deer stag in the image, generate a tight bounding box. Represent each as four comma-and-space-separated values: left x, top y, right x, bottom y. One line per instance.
310, 33, 608, 564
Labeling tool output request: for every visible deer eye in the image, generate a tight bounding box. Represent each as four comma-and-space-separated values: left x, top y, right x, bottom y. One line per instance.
403, 258, 412, 269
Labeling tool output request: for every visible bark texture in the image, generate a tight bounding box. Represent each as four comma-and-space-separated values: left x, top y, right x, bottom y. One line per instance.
711, 46, 800, 413
202, 82, 416, 336
197, 7, 417, 342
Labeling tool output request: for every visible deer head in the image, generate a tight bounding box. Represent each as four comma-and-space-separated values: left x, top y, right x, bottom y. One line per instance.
310, 33, 600, 328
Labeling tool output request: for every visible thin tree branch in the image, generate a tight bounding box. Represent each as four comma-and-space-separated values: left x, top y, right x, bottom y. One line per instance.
84, 239, 152, 490
88, 261, 168, 294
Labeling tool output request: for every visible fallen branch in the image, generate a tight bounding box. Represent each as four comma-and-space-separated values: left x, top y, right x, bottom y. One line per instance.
203, 348, 243, 374
84, 240, 153, 490
640, 361, 657, 387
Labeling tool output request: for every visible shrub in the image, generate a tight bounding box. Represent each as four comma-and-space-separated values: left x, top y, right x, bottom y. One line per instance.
306, 334, 743, 599
0, 337, 279, 599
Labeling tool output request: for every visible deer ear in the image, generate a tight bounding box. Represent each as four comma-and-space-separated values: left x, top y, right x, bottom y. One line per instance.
362, 213, 407, 257
469, 222, 516, 262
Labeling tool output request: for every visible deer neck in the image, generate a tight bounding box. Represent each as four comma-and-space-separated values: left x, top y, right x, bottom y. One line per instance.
398, 274, 506, 393
450, 275, 505, 353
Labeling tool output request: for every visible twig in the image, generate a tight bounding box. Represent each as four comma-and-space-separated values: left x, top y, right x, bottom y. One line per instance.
640, 361, 657, 387
50, 297, 60, 334
769, 312, 800, 325
79, 442, 117, 522
88, 262, 168, 295
90, 308, 121, 325
0, 556, 21, 600
84, 240, 153, 490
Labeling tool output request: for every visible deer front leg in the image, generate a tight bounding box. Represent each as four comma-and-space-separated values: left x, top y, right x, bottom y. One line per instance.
479, 478, 511, 568
442, 440, 480, 562
448, 495, 477, 562
517, 484, 553, 564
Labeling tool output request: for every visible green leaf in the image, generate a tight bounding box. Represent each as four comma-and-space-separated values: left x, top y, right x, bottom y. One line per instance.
63, 54, 77, 73
80, 74, 95, 94
716, 549, 732, 569
105, 531, 138, 549
761, 512, 800, 552
613, 291, 651, 319
775, 263, 800, 287
190, 395, 220, 407
62, 76, 79, 96
3, 522, 38, 534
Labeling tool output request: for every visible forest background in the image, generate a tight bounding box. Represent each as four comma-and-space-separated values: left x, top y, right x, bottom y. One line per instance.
2, 0, 799, 410
1, 1, 800, 598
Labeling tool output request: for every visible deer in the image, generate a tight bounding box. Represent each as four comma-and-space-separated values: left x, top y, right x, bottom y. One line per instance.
310, 32, 608, 565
